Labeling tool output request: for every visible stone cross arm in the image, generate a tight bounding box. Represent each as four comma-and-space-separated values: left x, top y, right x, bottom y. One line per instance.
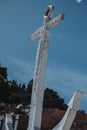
29, 13, 64, 41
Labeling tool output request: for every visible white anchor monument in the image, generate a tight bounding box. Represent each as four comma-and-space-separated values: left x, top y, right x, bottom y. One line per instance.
27, 5, 64, 130
27, 5, 84, 130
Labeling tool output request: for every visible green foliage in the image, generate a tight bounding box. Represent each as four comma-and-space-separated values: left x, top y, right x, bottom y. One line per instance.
0, 66, 68, 110
43, 88, 67, 110
0, 67, 7, 79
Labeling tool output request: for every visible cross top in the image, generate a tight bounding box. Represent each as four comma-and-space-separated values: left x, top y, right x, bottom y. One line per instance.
29, 5, 64, 42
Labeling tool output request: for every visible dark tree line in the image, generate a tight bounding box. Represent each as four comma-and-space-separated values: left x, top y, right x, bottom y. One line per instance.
0, 66, 67, 110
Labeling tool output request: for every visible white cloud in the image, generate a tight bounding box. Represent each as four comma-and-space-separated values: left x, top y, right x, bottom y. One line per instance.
46, 65, 87, 111
76, 0, 83, 3
7, 57, 34, 84
6, 56, 87, 111
46, 66, 87, 90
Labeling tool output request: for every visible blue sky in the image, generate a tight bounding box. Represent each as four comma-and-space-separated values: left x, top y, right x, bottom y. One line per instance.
0, 0, 87, 111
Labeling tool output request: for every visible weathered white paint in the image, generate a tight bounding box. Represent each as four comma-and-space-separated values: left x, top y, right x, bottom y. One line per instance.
29, 14, 64, 42
52, 90, 84, 130
27, 5, 64, 130
28, 28, 50, 130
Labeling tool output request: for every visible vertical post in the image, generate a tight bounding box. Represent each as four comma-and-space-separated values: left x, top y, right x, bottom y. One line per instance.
28, 23, 50, 130
0, 115, 4, 130
2, 114, 13, 130
13, 114, 19, 130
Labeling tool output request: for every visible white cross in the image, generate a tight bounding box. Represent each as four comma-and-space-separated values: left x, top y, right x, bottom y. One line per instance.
27, 5, 64, 130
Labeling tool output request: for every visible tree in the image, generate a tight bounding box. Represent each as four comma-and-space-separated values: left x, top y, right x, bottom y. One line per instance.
26, 79, 33, 93
0, 66, 68, 110
25, 79, 33, 104
9, 93, 22, 104
9, 80, 21, 93
43, 88, 67, 110
0, 66, 7, 79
